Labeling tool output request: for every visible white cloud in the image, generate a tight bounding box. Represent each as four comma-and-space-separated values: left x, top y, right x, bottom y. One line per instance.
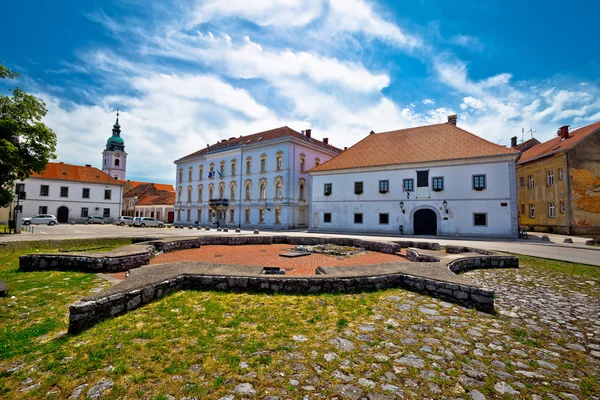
422, 98, 435, 105
449, 34, 484, 52
460, 96, 485, 110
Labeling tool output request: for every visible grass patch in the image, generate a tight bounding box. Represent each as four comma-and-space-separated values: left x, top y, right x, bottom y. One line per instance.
516, 255, 600, 281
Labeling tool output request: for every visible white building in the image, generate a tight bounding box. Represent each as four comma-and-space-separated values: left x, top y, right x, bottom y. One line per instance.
308, 115, 519, 238
16, 162, 123, 223
102, 111, 127, 180
173, 126, 341, 228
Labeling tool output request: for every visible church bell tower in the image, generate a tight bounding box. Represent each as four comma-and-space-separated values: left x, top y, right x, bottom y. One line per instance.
102, 110, 127, 180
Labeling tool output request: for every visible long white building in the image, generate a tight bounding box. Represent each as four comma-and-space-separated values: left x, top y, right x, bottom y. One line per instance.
16, 162, 123, 223
308, 115, 520, 238
173, 126, 341, 228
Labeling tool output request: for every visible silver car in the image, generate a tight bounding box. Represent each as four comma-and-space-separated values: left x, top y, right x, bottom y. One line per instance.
133, 217, 164, 228
87, 215, 109, 224
22, 214, 58, 226
116, 216, 133, 226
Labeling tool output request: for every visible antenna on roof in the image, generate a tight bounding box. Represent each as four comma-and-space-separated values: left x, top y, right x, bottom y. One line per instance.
527, 127, 536, 138
497, 139, 504, 145
521, 127, 524, 144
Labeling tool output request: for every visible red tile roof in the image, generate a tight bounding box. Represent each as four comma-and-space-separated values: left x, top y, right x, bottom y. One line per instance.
136, 191, 175, 206
177, 126, 341, 162
518, 121, 600, 164
118, 180, 175, 192
30, 162, 119, 185
310, 122, 517, 172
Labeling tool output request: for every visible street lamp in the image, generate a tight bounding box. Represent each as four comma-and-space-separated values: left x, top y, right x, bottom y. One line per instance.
399, 201, 405, 214
443, 200, 448, 214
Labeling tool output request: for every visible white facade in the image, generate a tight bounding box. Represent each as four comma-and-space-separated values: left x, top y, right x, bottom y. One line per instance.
17, 177, 123, 223
309, 156, 519, 238
134, 204, 174, 222
174, 132, 339, 228
102, 149, 127, 180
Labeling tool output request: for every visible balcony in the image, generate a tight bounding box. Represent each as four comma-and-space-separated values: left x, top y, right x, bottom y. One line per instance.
209, 198, 229, 207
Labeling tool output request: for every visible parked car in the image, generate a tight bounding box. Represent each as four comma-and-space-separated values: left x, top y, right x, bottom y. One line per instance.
133, 217, 165, 228
128, 217, 142, 226
87, 215, 109, 224
22, 214, 58, 226
116, 216, 133, 226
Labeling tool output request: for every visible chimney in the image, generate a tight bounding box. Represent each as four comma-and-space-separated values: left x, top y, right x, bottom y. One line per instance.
323, 138, 329, 144
447, 114, 457, 126
344, 147, 348, 150
510, 136, 517, 148
369, 130, 375, 135
305, 129, 312, 138
85, 164, 92, 167
558, 125, 569, 140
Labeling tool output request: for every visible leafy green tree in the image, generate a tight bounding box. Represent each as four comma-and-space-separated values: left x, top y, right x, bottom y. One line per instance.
0, 63, 57, 208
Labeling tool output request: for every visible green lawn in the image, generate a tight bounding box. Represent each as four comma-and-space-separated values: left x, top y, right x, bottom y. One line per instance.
0, 239, 598, 399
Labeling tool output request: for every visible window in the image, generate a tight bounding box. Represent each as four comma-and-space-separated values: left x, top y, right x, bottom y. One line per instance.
209, 166, 215, 179
548, 202, 556, 218
324, 213, 332, 223
276, 156, 283, 171
104, 190, 111, 200
198, 187, 203, 203
379, 180, 389, 193
230, 185, 236, 201
299, 183, 305, 201
244, 208, 250, 223
315, 158, 320, 167
219, 185, 224, 199
209, 187, 214, 200
178, 168, 183, 182
220, 164, 225, 178
558, 168, 563, 180
40, 185, 49, 196
275, 208, 282, 224
229, 209, 235, 223
324, 183, 332, 196
528, 175, 534, 189
473, 213, 487, 226
39, 206, 47, 214
260, 158, 266, 173
197, 209, 202, 223
187, 187, 193, 203
81, 208, 89, 218
275, 182, 283, 199
432, 177, 444, 191
104, 158, 107, 166
354, 213, 363, 224
560, 201, 565, 213
300, 158, 305, 172
231, 162, 236, 176
115, 159, 120, 167
188, 168, 193, 181
186, 209, 191, 222
547, 171, 554, 186
246, 159, 252, 174
199, 165, 204, 180
259, 208, 265, 223
529, 204, 535, 218
82, 188, 90, 199
259, 183, 267, 200
176, 209, 181, 221
379, 213, 389, 224
521, 204, 525, 215
103, 208, 110, 218
245, 184, 251, 201
473, 175, 486, 190
177, 187, 182, 203
520, 177, 524, 187
354, 182, 363, 195
402, 179, 414, 192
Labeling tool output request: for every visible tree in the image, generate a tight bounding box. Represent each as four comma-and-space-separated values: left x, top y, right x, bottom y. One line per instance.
0, 63, 57, 208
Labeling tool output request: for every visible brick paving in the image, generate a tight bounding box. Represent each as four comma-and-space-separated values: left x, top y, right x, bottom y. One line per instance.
148, 244, 406, 276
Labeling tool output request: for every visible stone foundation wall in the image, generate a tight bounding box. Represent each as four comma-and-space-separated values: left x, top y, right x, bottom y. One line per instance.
393, 241, 441, 250
445, 245, 494, 255
447, 255, 518, 274
405, 248, 441, 262
68, 271, 494, 333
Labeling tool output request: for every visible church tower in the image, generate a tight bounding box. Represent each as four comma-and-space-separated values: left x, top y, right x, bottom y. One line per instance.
102, 110, 127, 180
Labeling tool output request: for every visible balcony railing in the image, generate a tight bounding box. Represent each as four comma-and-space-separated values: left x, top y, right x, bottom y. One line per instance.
209, 198, 229, 207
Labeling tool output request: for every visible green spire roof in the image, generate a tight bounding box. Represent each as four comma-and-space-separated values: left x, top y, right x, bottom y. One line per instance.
105, 109, 125, 151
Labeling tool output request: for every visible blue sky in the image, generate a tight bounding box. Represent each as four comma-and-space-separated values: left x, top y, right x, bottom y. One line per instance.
2, 0, 599, 183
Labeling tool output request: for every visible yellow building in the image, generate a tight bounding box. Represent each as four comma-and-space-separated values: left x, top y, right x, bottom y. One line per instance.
517, 121, 600, 235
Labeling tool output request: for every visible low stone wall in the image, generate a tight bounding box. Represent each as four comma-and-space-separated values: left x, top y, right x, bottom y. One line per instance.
19, 245, 154, 273
393, 241, 441, 250
405, 248, 441, 262
448, 255, 518, 274
68, 270, 495, 333
445, 245, 494, 255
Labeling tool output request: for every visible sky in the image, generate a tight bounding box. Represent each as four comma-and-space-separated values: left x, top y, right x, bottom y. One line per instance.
1, 0, 599, 184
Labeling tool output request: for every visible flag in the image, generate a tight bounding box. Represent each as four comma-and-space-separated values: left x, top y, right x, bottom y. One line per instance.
402, 184, 410, 199
217, 170, 223, 178
208, 171, 214, 178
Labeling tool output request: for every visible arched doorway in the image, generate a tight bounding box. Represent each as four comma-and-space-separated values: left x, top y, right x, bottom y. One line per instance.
414, 208, 437, 235
57, 206, 69, 223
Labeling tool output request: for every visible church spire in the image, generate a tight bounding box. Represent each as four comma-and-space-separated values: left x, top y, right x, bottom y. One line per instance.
113, 108, 121, 129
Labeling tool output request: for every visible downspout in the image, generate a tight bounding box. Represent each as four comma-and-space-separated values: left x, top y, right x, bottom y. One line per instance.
291, 143, 296, 229
565, 153, 572, 235
238, 136, 243, 228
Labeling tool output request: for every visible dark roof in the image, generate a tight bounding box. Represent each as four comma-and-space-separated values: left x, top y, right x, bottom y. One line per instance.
518, 121, 600, 164
310, 122, 517, 172
512, 138, 540, 152
177, 126, 341, 162
137, 191, 175, 206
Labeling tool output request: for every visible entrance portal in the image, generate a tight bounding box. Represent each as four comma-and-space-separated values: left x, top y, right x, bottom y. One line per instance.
57, 206, 69, 223
413, 208, 437, 235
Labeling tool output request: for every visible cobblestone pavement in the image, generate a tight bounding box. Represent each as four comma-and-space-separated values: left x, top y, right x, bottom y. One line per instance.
149, 244, 406, 275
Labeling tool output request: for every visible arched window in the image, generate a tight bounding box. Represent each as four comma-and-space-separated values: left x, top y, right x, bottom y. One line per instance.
115, 159, 120, 167
208, 184, 214, 200
260, 183, 266, 200
231, 159, 237, 177
197, 185, 203, 203
198, 165, 204, 180
245, 180, 252, 201
274, 176, 283, 200
230, 183, 236, 201
299, 154, 306, 172
218, 184, 224, 199
177, 186, 183, 203
298, 178, 306, 201
219, 161, 226, 178
209, 162, 215, 179
187, 186, 192, 203
260, 153, 267, 173
104, 158, 107, 166
276, 151, 283, 171
188, 167, 193, 181
245, 156, 252, 174
178, 168, 183, 182
315, 158, 320, 167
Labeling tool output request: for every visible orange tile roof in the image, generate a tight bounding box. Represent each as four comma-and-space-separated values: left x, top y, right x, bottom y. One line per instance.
30, 162, 119, 185
118, 180, 175, 192
310, 122, 517, 172
518, 121, 600, 164
177, 126, 341, 162
136, 191, 175, 206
